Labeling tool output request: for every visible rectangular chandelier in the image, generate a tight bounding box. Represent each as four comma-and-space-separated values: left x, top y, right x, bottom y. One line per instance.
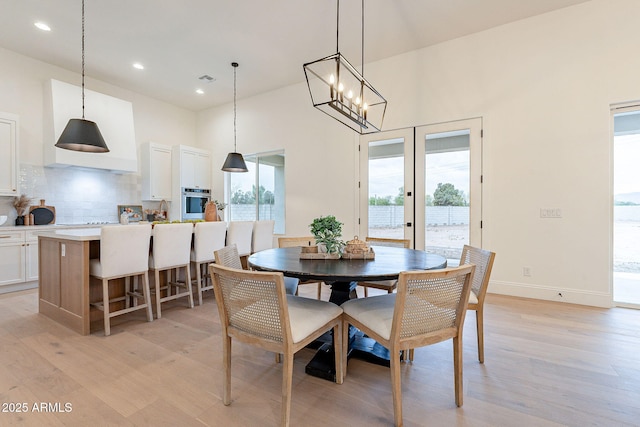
304, 52, 387, 134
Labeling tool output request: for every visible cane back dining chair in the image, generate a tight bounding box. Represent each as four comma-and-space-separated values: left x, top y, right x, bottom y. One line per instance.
277, 236, 323, 299
89, 224, 153, 336
342, 264, 475, 426
357, 237, 411, 297
209, 263, 344, 427
214, 244, 299, 295
459, 245, 495, 363
406, 245, 496, 363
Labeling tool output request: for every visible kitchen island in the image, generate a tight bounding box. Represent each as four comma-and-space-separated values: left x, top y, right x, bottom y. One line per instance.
38, 228, 101, 335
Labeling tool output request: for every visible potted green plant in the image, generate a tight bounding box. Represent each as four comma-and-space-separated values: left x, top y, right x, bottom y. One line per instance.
309, 215, 345, 256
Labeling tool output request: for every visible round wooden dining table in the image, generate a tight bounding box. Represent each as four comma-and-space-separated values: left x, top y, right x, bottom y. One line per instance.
248, 245, 447, 304
248, 245, 448, 381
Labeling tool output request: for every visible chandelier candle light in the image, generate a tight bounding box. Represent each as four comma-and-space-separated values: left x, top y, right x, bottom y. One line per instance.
55, 0, 108, 153
303, 0, 386, 134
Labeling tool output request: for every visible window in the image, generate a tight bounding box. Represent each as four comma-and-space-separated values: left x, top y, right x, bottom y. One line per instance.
226, 150, 286, 234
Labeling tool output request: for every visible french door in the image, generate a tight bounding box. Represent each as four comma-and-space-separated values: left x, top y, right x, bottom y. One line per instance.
359, 118, 483, 261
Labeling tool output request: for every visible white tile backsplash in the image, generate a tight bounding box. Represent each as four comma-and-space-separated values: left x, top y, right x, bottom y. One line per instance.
0, 164, 148, 225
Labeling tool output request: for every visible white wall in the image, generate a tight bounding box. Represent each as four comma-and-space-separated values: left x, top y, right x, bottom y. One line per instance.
198, 0, 640, 307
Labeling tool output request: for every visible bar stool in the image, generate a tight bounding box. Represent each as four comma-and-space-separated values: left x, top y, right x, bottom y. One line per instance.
191, 221, 227, 305
251, 220, 275, 253
149, 223, 195, 318
226, 221, 254, 267
89, 224, 153, 336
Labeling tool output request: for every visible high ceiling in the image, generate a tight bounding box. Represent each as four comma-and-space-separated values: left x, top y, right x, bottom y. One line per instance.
0, 0, 590, 112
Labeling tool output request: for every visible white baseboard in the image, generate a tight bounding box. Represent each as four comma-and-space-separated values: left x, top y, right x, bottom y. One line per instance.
0, 281, 38, 295
488, 280, 612, 308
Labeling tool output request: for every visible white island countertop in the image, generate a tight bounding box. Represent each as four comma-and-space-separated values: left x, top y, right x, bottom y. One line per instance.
37, 228, 102, 241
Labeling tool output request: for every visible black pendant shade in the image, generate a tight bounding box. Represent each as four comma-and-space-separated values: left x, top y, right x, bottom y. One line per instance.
55, 118, 109, 153
221, 152, 248, 172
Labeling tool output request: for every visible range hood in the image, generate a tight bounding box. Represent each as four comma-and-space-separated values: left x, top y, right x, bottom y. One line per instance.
43, 79, 138, 173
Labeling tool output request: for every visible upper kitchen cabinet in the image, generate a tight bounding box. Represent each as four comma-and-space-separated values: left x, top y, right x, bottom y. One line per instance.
172, 145, 211, 190
0, 112, 19, 196
141, 142, 172, 201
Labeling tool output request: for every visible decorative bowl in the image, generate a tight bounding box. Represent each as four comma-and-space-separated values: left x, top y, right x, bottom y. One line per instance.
0, 215, 7, 226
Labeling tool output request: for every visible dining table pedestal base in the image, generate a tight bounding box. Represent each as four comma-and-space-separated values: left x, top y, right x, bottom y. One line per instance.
305, 280, 392, 382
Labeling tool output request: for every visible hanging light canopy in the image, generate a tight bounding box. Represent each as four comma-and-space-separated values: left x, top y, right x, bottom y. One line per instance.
303, 0, 387, 134
55, 0, 108, 153
221, 62, 248, 173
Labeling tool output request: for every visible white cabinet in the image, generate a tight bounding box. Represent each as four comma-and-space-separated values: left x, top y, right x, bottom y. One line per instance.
25, 230, 39, 282
0, 230, 26, 286
0, 112, 19, 196
0, 229, 47, 289
173, 145, 211, 190
170, 145, 211, 221
141, 142, 172, 201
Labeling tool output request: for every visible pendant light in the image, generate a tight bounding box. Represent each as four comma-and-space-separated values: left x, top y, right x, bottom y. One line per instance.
303, 0, 387, 134
55, 0, 109, 153
221, 62, 248, 172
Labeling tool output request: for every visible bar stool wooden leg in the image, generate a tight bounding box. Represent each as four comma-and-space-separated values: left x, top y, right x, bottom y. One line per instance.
102, 278, 111, 336
154, 269, 162, 319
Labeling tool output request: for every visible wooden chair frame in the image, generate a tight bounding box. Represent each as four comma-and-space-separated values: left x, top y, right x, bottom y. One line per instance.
358, 237, 411, 297
342, 265, 475, 425
278, 236, 323, 300
209, 263, 343, 426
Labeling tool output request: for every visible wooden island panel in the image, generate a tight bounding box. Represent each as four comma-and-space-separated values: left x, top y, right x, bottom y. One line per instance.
38, 231, 97, 335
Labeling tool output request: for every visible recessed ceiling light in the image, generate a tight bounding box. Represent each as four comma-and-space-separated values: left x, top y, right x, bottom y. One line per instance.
196, 89, 205, 95
34, 22, 51, 32
133, 63, 144, 70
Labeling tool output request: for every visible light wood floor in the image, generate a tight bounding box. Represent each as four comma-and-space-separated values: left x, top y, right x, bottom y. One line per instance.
1, 284, 639, 426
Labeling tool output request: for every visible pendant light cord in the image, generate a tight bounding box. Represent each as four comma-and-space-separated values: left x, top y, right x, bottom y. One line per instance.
336, 0, 340, 53
232, 62, 238, 152
81, 0, 86, 119
361, 0, 364, 76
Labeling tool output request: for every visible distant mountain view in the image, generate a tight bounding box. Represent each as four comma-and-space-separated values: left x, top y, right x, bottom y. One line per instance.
615, 192, 640, 205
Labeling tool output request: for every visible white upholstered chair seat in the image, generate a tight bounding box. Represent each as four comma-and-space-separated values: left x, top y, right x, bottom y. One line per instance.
468, 290, 478, 305
342, 294, 396, 340
286, 295, 343, 343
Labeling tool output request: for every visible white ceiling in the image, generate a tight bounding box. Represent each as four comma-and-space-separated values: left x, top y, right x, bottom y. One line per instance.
0, 0, 590, 112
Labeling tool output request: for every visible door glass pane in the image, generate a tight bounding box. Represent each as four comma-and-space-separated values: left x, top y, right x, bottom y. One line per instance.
368, 138, 404, 238
257, 153, 286, 234
613, 111, 640, 305
425, 131, 470, 261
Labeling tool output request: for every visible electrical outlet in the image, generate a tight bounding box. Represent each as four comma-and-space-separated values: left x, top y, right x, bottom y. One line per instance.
540, 208, 562, 218
523, 267, 531, 277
